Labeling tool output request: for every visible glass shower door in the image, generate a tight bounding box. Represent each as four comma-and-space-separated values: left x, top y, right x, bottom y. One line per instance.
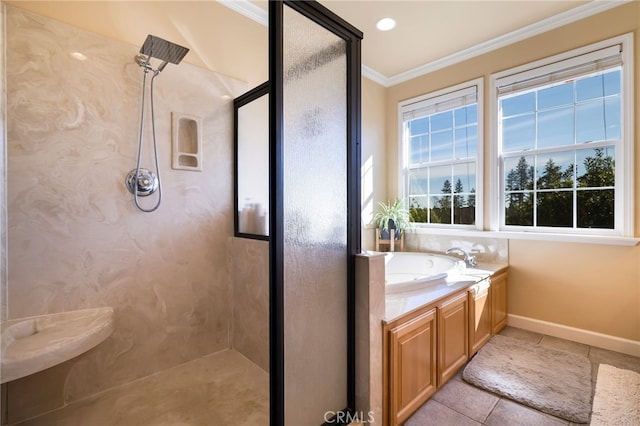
282, 5, 348, 424
270, 1, 362, 424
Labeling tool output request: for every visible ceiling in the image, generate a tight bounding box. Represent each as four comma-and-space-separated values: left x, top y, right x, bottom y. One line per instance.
244, 0, 622, 86
6, 1, 625, 88
319, 1, 587, 76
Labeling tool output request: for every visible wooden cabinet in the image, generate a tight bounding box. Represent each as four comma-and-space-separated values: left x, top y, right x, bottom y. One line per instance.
437, 292, 468, 386
491, 271, 508, 335
468, 279, 492, 356
388, 308, 437, 426
383, 269, 508, 425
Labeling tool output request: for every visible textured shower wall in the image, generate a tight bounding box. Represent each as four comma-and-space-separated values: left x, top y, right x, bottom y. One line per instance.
229, 237, 269, 372
1, 3, 7, 322
5, 6, 246, 422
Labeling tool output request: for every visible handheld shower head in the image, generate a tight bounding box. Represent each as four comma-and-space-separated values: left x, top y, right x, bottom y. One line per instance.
128, 35, 189, 213
137, 35, 189, 73
157, 61, 170, 73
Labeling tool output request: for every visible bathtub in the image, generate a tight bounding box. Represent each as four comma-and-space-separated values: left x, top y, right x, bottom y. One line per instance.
384, 252, 465, 293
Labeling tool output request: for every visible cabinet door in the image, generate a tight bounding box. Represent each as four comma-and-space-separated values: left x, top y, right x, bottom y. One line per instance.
491, 271, 508, 335
438, 292, 469, 386
389, 308, 437, 426
469, 280, 492, 355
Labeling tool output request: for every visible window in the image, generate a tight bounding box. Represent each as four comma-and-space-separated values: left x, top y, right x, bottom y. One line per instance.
399, 79, 483, 228
491, 35, 633, 236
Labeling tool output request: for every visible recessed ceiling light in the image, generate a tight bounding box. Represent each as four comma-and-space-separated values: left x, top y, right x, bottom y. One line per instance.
376, 18, 396, 32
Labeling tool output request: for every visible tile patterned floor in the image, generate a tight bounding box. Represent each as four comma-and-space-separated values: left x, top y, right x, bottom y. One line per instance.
12, 327, 639, 425
405, 326, 640, 426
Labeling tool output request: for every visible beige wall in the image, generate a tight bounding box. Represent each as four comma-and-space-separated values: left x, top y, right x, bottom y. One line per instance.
383, 2, 640, 341
508, 240, 639, 339
361, 76, 388, 249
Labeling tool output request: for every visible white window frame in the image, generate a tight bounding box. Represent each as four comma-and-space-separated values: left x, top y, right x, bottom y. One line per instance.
398, 78, 484, 230
489, 33, 634, 237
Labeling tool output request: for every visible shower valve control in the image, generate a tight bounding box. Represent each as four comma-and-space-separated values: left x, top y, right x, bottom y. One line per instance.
125, 168, 159, 197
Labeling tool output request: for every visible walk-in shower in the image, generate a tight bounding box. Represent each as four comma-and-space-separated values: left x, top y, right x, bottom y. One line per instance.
125, 34, 189, 212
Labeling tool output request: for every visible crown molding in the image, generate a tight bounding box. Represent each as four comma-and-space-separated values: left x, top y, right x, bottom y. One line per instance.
216, 0, 268, 26
383, 0, 629, 87
217, 0, 629, 88
361, 65, 389, 86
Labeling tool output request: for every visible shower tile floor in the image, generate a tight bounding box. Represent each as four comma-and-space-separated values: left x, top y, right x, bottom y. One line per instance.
14, 350, 269, 426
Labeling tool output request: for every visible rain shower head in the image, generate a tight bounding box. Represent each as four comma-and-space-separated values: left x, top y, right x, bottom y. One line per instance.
136, 34, 189, 73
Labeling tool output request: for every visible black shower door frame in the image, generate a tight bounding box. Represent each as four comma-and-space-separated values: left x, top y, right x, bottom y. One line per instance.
269, 1, 362, 425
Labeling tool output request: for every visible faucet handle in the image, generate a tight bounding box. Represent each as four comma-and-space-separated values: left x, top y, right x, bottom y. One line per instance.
446, 247, 477, 268
445, 247, 464, 255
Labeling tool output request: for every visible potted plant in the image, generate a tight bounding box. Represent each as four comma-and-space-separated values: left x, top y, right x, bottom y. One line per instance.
373, 199, 410, 240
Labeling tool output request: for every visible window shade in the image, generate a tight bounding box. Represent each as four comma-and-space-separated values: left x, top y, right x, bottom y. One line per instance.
497, 44, 622, 96
401, 85, 477, 121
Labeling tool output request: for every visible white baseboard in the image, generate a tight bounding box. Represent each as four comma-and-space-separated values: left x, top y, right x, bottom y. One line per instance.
507, 314, 640, 357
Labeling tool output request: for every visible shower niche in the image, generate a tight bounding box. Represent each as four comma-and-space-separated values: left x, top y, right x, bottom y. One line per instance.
172, 112, 202, 171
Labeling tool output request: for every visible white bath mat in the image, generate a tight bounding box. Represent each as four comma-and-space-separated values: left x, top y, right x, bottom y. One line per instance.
590, 364, 640, 426
462, 334, 592, 423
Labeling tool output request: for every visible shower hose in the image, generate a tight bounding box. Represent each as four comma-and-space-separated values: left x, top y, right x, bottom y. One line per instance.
133, 66, 162, 213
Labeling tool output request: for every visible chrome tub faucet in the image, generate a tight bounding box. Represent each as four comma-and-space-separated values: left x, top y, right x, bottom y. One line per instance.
446, 247, 477, 268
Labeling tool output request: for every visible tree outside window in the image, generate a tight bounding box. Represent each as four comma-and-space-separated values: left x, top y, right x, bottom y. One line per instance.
499, 66, 620, 232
